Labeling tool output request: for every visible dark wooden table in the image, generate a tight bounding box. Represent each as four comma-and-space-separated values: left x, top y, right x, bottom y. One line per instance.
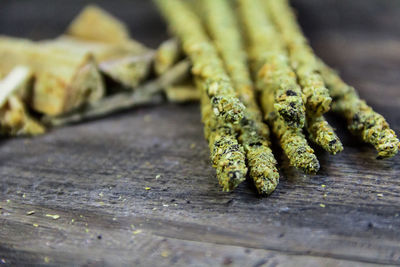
1, 1, 400, 266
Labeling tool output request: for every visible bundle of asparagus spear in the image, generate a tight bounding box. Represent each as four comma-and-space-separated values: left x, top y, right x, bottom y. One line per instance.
154, 0, 399, 194
0, 1, 398, 195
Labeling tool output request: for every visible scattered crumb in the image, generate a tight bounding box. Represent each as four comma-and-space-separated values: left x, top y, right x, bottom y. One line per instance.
319, 204, 326, 208
223, 257, 233, 265
155, 174, 161, 179
152, 207, 158, 211
26, 210, 35, 215
190, 143, 196, 149
321, 184, 326, 188
163, 204, 169, 207
145, 187, 151, 190
133, 230, 142, 235
33, 223, 39, 227
71, 219, 75, 223
130, 224, 135, 229
6, 200, 10, 203
45, 214, 60, 220
323, 193, 328, 198
85, 228, 89, 233
144, 115, 152, 122
80, 215, 84, 218
99, 192, 104, 197
22, 194, 26, 198
44, 257, 50, 263
112, 217, 117, 221
377, 193, 384, 198
161, 250, 170, 257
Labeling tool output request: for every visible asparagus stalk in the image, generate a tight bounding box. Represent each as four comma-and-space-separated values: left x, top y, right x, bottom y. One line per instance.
237, 0, 305, 128
202, 0, 279, 194
154, 38, 181, 76
0, 67, 45, 136
264, 0, 331, 116
199, 80, 247, 192
238, 0, 319, 173
306, 115, 343, 155
154, 0, 244, 123
45, 60, 191, 126
0, 36, 105, 116
318, 61, 399, 159
262, 91, 319, 173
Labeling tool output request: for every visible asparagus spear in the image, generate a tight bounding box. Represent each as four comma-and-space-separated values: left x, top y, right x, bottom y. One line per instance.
264, 0, 331, 116
154, 0, 244, 123
46, 60, 191, 126
0, 66, 45, 136
237, 0, 305, 129
238, 0, 319, 173
262, 92, 320, 173
199, 80, 247, 192
0, 36, 105, 116
318, 61, 399, 159
202, 0, 279, 194
306, 115, 343, 155
154, 38, 181, 76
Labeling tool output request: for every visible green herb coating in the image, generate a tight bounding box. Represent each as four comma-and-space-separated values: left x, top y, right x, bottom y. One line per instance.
237, 0, 305, 128
306, 115, 343, 155
202, 0, 279, 194
154, 38, 181, 75
318, 60, 399, 159
264, 0, 331, 116
261, 88, 319, 174
238, 115, 279, 194
155, 0, 244, 123
199, 80, 247, 192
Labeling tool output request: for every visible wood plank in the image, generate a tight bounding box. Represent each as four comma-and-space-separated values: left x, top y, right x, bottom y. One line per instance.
0, 0, 399, 266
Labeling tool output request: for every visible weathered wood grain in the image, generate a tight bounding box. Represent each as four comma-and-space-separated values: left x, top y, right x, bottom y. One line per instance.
0, 0, 399, 266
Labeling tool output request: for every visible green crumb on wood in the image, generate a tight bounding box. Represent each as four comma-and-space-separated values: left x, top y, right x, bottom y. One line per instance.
45, 214, 60, 220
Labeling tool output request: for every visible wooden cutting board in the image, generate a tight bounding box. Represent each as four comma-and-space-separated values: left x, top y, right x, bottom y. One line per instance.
0, 0, 399, 265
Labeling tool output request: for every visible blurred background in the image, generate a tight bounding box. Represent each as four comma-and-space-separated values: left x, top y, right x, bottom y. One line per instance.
1, 0, 399, 47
